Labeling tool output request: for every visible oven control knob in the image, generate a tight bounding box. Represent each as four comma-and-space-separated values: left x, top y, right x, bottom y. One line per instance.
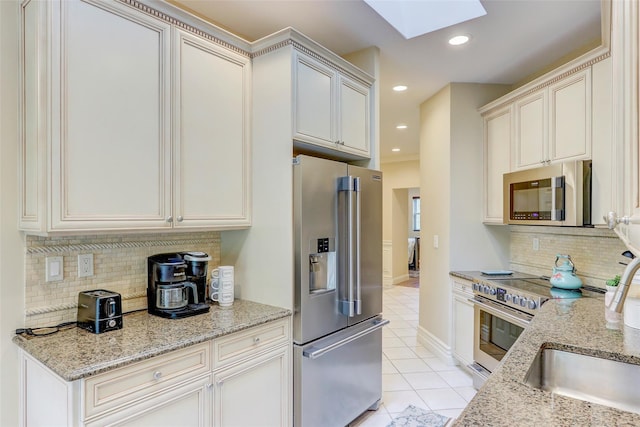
511, 295, 520, 305
472, 283, 478, 291
505, 294, 512, 302
481, 285, 488, 294
528, 299, 537, 310
490, 287, 496, 296
520, 297, 528, 307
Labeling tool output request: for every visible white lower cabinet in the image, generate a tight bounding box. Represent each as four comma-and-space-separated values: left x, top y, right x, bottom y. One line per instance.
19, 318, 291, 427
451, 277, 474, 368
85, 375, 213, 427
213, 346, 290, 426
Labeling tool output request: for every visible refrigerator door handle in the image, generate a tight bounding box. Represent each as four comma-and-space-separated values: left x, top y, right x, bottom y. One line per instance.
302, 319, 389, 360
338, 176, 356, 317
354, 177, 362, 315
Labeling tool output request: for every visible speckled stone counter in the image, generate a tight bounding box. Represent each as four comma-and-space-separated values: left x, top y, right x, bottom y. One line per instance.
13, 300, 291, 381
454, 296, 640, 426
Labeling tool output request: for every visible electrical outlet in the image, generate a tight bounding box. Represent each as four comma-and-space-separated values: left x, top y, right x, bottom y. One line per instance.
78, 253, 94, 278
45, 256, 64, 282
533, 237, 540, 251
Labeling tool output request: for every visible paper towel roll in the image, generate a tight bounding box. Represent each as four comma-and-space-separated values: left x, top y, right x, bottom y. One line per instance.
624, 297, 640, 329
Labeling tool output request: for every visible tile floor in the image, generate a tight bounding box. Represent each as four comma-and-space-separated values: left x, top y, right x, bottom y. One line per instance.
351, 282, 475, 426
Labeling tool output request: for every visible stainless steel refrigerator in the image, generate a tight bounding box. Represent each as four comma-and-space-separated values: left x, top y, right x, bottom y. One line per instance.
293, 154, 388, 427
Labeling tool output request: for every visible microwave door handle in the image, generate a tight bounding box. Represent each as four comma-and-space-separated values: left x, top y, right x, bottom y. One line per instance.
551, 176, 565, 221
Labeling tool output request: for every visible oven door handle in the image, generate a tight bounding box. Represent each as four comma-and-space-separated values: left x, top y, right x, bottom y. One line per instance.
468, 297, 532, 328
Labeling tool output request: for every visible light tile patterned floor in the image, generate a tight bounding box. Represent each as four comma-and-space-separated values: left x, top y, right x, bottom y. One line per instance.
351, 284, 475, 427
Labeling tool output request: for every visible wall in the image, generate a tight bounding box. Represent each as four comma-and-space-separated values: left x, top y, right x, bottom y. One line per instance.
1, 1, 23, 424
419, 83, 511, 362
509, 226, 628, 287
24, 233, 220, 328
381, 160, 419, 284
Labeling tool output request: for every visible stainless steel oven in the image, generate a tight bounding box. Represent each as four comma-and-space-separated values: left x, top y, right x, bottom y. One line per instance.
471, 296, 531, 373
468, 276, 551, 389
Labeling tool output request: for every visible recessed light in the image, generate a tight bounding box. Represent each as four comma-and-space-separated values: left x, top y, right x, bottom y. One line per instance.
393, 85, 408, 92
449, 35, 470, 46
396, 124, 408, 129
392, 148, 400, 152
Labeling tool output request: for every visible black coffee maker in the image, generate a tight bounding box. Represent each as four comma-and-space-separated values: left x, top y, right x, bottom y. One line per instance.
147, 252, 211, 319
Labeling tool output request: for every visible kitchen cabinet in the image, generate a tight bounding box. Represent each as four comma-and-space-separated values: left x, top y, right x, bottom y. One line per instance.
608, 0, 640, 252
293, 51, 371, 158
172, 29, 251, 229
451, 277, 474, 369
483, 105, 512, 223
19, 318, 291, 427
512, 69, 592, 171
513, 89, 548, 170
19, 0, 250, 234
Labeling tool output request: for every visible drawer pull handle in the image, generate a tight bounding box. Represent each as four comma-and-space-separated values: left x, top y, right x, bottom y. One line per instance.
253, 337, 260, 344
153, 371, 162, 380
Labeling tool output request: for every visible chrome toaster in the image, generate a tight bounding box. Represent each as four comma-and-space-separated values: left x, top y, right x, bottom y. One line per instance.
77, 289, 123, 333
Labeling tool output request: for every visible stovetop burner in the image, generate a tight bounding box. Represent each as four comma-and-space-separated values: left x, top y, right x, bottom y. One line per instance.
472, 274, 605, 315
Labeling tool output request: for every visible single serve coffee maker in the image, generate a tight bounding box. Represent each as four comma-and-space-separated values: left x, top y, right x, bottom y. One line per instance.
147, 252, 211, 318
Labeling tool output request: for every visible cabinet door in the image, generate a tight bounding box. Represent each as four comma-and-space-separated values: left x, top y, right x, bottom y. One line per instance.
293, 53, 336, 146
549, 69, 592, 162
173, 30, 251, 229
591, 57, 614, 227
85, 375, 212, 427
514, 90, 547, 170
451, 280, 474, 367
483, 106, 512, 223
213, 345, 291, 427
338, 75, 370, 157
50, 0, 172, 231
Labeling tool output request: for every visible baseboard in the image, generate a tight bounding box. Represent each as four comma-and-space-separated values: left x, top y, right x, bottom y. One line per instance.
417, 325, 457, 366
393, 274, 410, 285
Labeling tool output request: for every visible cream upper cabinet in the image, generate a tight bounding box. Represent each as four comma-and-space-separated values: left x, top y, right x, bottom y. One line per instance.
293, 51, 372, 159
512, 69, 592, 171
173, 29, 251, 229
19, 0, 251, 234
513, 90, 548, 170
483, 105, 512, 223
548, 68, 592, 163
608, 0, 640, 252
294, 54, 336, 145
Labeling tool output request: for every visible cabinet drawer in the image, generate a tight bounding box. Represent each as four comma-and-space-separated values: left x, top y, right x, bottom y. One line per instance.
84, 342, 211, 419
213, 318, 290, 369
452, 279, 474, 296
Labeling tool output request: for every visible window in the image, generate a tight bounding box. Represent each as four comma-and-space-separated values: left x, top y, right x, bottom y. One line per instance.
412, 197, 420, 231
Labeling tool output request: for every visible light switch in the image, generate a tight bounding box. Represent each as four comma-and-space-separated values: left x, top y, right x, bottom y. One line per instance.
433, 235, 439, 249
46, 256, 64, 282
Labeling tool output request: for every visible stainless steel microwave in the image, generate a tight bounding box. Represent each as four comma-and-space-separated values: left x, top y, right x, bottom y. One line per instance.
503, 160, 592, 226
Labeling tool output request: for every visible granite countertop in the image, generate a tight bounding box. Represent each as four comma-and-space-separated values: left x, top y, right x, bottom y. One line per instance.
13, 300, 291, 381
453, 290, 640, 425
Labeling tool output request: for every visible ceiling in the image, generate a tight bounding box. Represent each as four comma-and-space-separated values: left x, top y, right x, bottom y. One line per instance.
171, 0, 603, 163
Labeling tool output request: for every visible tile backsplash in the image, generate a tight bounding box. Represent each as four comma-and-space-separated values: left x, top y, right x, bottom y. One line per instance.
509, 226, 628, 288
25, 232, 220, 328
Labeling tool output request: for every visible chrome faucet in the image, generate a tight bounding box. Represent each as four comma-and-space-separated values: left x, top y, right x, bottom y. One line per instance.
609, 256, 640, 313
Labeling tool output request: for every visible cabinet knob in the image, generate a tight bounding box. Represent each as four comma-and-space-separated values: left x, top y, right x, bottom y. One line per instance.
206, 383, 213, 390
153, 371, 162, 380
166, 216, 173, 223
253, 336, 261, 344
177, 216, 183, 222
603, 211, 637, 229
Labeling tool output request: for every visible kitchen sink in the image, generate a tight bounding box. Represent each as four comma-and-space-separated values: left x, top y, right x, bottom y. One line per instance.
524, 346, 640, 414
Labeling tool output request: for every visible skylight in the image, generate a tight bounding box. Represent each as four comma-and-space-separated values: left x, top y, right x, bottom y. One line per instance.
364, 0, 486, 40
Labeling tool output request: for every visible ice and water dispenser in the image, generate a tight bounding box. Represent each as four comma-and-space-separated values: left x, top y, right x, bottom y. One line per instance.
309, 237, 336, 294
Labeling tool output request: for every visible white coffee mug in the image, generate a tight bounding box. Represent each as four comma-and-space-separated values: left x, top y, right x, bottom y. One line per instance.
210, 266, 234, 307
